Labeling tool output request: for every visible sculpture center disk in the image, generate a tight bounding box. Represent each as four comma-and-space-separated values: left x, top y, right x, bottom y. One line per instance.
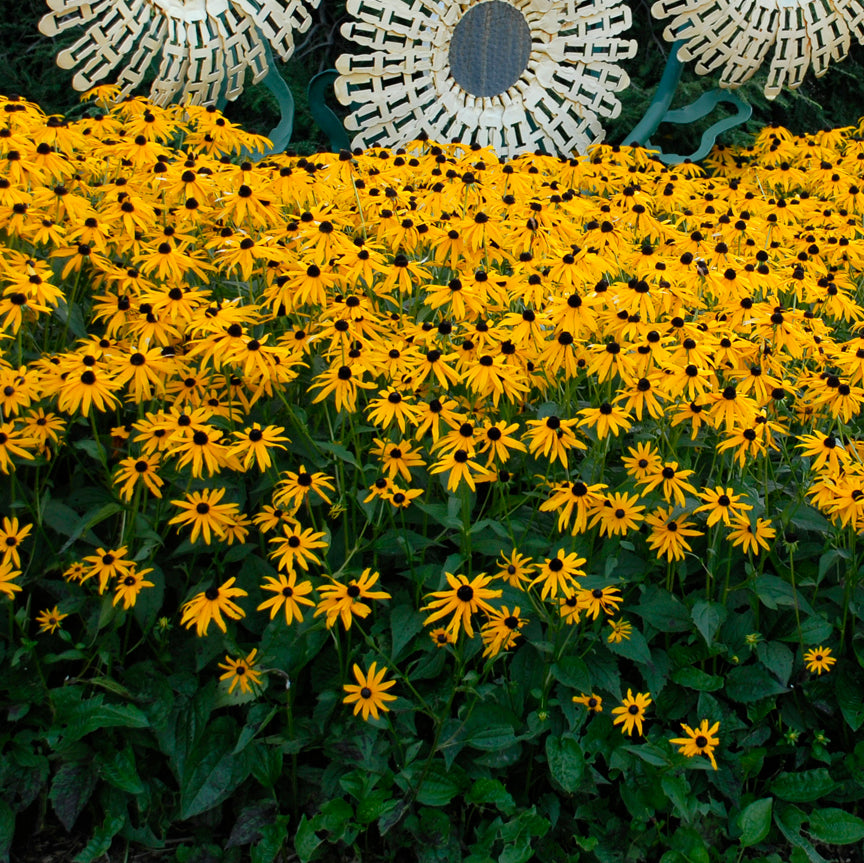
449, 1, 532, 98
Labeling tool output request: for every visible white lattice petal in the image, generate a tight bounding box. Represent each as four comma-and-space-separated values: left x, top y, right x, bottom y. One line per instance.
40, 0, 322, 105
336, 0, 636, 157
652, 0, 864, 98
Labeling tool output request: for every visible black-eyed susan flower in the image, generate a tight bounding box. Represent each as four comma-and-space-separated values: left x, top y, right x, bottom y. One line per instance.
727, 515, 776, 555
540, 479, 608, 535
694, 486, 753, 528
81, 545, 135, 594
670, 719, 720, 770
429, 448, 495, 493
252, 505, 298, 535
383, 486, 424, 509
589, 492, 645, 537
370, 438, 426, 483
273, 465, 335, 513
637, 462, 698, 508
227, 424, 290, 472
480, 606, 527, 658
0, 422, 36, 473
530, 550, 586, 601
219, 649, 263, 696
0, 560, 21, 599
796, 431, 848, 473
572, 693, 603, 713
180, 577, 247, 636
315, 568, 390, 630
612, 689, 652, 737
0, 516, 31, 567
257, 571, 315, 625
267, 523, 327, 573
523, 415, 585, 467
421, 571, 502, 639
644, 507, 703, 562
342, 662, 397, 721
113, 453, 164, 501
577, 402, 633, 439
56, 367, 120, 416
804, 645, 837, 675
168, 488, 240, 545
113, 566, 155, 609
577, 585, 622, 620
36, 605, 68, 634
607, 619, 633, 643
429, 627, 453, 648
494, 549, 535, 589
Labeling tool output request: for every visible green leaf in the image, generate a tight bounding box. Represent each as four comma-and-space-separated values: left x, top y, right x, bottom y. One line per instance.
774, 805, 829, 863
227, 802, 278, 848
772, 769, 835, 803
807, 808, 864, 845
391, 604, 424, 661
294, 814, 322, 863
251, 818, 291, 863
545, 736, 584, 793
725, 665, 789, 703
0, 799, 13, 863
414, 761, 465, 807
72, 814, 124, 863
605, 626, 653, 666
756, 642, 794, 686
462, 704, 518, 751
49, 762, 98, 831
781, 615, 833, 645
97, 745, 144, 794
465, 778, 515, 814
500, 838, 533, 863
835, 668, 864, 731
690, 600, 727, 646
51, 690, 150, 745
551, 655, 591, 692
634, 586, 691, 632
788, 505, 831, 534
56, 503, 124, 556
737, 798, 773, 847
317, 440, 360, 469
671, 667, 724, 692
670, 825, 709, 863
661, 775, 694, 823
179, 716, 252, 819
754, 575, 813, 614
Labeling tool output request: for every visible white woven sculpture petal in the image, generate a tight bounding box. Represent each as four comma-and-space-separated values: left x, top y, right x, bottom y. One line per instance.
335, 0, 637, 157
651, 0, 864, 99
39, 0, 321, 106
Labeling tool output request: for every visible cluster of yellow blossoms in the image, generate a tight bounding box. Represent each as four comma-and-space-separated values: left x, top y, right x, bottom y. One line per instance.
0, 92, 860, 700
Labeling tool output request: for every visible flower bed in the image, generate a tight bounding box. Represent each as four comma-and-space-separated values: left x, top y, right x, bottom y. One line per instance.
1, 91, 864, 862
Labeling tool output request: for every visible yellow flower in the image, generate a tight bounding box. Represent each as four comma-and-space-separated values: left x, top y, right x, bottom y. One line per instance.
342, 662, 397, 721
611, 689, 651, 736
315, 568, 391, 631
572, 693, 603, 713
219, 649, 263, 695
421, 572, 502, 639
727, 515, 776, 555
607, 619, 633, 644
670, 719, 720, 771
180, 578, 247, 637
36, 605, 68, 634
804, 646, 837, 675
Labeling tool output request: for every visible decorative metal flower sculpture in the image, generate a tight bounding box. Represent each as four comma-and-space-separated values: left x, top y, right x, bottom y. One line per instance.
39, 0, 321, 106
334, 0, 638, 157
651, 0, 864, 99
